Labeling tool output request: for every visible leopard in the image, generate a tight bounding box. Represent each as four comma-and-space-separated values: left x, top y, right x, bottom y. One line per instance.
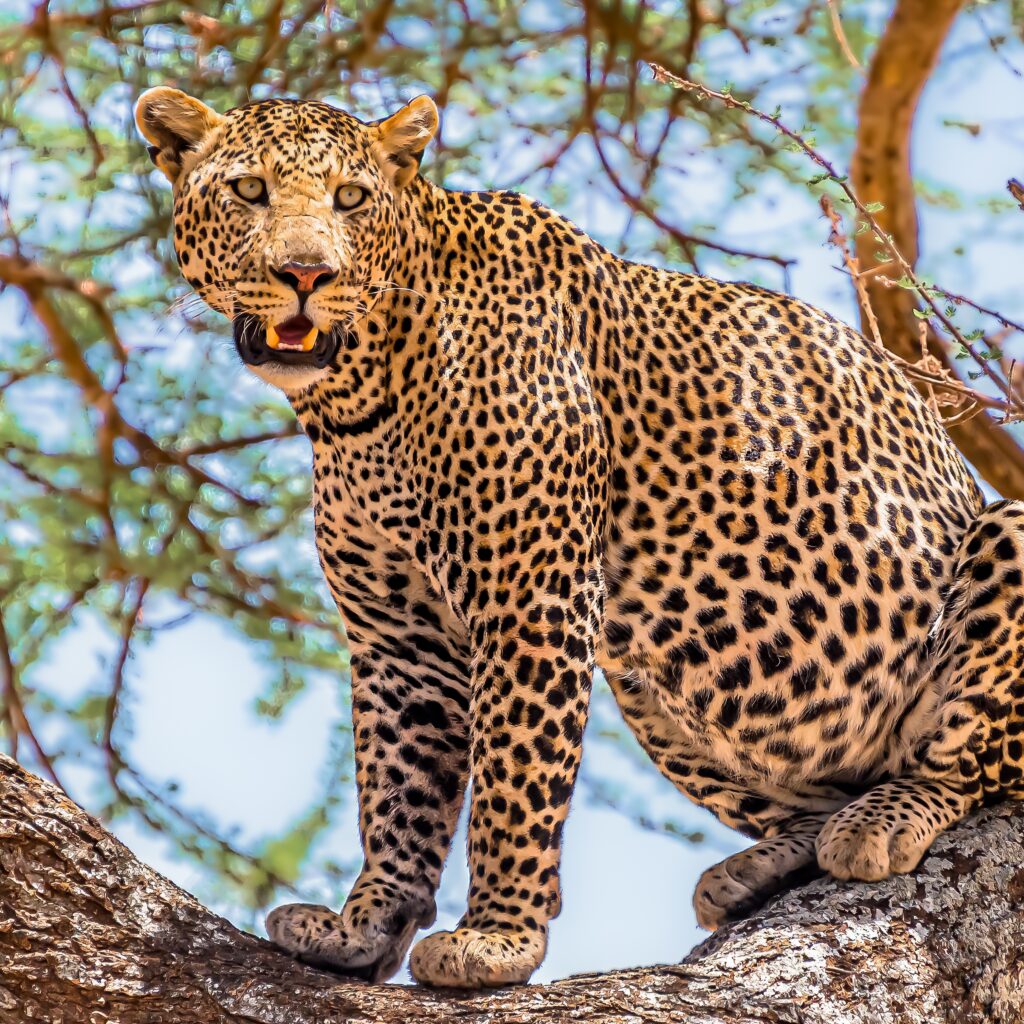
136, 85, 1024, 989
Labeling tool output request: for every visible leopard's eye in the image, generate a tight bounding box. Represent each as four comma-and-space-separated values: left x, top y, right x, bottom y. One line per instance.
230, 176, 268, 204
335, 184, 368, 211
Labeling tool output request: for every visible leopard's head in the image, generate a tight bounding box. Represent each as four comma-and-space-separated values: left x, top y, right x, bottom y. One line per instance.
136, 89, 437, 391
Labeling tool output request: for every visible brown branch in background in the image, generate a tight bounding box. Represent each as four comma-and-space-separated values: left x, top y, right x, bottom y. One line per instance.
847, 0, 1024, 497
13, 583, 98, 674
243, 0, 286, 91
100, 578, 150, 774
297, 0, 397, 98
24, 0, 105, 177
180, 10, 240, 58
113, 758, 305, 895
95, 575, 303, 896
580, 8, 793, 275
591, 129, 795, 271
181, 427, 300, 458
0, 447, 108, 513
625, 0, 709, 246
345, 0, 398, 77
54, 60, 104, 177
969, 3, 1024, 80
15, 0, 167, 36
0, 253, 260, 508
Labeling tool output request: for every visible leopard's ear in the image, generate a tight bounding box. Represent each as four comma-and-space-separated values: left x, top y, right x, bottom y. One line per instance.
374, 95, 438, 188
135, 87, 223, 183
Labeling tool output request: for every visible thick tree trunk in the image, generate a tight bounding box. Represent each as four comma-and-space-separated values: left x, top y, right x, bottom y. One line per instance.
1, 756, 1023, 1022
851, 0, 1024, 499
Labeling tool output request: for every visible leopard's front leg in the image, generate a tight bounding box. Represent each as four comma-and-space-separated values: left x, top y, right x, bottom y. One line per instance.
267, 594, 471, 981
410, 568, 604, 988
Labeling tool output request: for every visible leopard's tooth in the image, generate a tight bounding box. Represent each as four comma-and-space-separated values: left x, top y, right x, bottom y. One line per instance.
266, 323, 280, 350
301, 326, 318, 351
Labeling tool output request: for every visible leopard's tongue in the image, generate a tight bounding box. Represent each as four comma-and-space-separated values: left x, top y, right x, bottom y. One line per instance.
267, 315, 318, 351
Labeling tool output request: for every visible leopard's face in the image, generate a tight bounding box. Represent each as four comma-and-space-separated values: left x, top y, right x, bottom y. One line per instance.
136, 90, 437, 391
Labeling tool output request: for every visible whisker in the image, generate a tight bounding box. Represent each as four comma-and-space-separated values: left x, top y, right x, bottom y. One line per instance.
347, 302, 394, 343
367, 280, 429, 304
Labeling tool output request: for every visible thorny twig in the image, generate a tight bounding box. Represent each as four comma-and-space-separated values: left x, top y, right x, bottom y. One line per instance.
820, 196, 1015, 421
826, 0, 863, 72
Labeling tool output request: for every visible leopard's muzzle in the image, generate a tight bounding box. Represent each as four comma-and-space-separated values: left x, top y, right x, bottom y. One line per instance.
233, 313, 340, 369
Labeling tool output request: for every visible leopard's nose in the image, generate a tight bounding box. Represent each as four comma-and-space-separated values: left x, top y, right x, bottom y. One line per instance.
270, 261, 338, 296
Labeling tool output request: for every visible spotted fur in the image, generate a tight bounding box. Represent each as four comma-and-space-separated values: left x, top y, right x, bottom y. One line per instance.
137, 87, 1024, 988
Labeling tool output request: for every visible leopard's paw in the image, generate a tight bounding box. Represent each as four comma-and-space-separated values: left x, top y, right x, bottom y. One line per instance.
816, 812, 926, 882
816, 781, 963, 882
694, 824, 823, 930
694, 861, 764, 931
266, 884, 435, 982
409, 925, 546, 989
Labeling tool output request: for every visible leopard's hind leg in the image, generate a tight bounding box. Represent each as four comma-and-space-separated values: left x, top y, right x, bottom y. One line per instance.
817, 500, 1024, 882
694, 813, 830, 930
605, 671, 849, 928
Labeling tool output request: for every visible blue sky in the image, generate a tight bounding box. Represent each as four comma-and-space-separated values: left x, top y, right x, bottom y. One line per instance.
9, 3, 1024, 984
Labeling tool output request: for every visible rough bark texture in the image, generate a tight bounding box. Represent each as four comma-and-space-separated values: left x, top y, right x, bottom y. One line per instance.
2, 756, 1024, 1023
851, 0, 1024, 499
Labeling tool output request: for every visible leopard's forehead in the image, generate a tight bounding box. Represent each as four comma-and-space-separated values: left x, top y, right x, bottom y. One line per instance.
211, 99, 377, 175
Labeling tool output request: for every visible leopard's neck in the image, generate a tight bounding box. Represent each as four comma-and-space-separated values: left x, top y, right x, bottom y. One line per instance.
293, 179, 625, 556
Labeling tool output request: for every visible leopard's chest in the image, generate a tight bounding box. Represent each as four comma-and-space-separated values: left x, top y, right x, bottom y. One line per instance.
309, 430, 478, 629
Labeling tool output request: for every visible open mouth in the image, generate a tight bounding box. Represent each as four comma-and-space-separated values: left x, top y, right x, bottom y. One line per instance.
233, 314, 340, 369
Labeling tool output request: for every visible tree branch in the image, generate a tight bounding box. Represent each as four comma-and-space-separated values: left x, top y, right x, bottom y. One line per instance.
851, 0, 1024, 498
1, 755, 1022, 1023
0, 252, 261, 509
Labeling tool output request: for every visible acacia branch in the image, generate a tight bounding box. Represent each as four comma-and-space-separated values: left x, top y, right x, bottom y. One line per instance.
579, 14, 793, 275
91, 576, 305, 895
819, 195, 1018, 422
181, 427, 300, 457
1, 755, 1022, 1022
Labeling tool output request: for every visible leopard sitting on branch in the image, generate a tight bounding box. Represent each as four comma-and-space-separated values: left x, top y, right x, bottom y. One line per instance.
136, 85, 1024, 989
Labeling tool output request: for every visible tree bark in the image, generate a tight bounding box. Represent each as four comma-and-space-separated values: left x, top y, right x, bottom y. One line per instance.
2, 756, 1023, 1023
851, 0, 1024, 499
